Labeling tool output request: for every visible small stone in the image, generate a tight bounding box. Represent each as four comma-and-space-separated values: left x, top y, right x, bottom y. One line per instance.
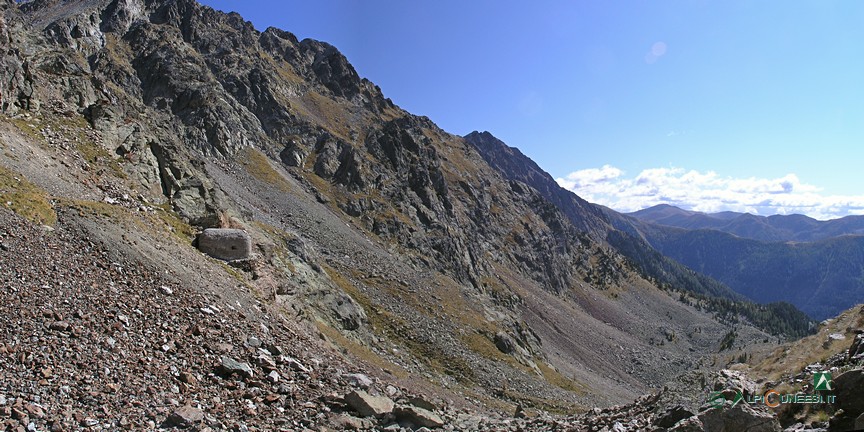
246, 336, 261, 348
11, 407, 27, 421
331, 414, 373, 430
49, 321, 70, 331
217, 356, 253, 379
163, 406, 204, 428
409, 396, 437, 411
344, 373, 373, 390
160, 286, 173, 295
179, 371, 197, 386
256, 352, 277, 371
344, 390, 394, 418
266, 371, 280, 384
284, 356, 310, 373
24, 404, 44, 418
394, 405, 445, 428
265, 344, 283, 356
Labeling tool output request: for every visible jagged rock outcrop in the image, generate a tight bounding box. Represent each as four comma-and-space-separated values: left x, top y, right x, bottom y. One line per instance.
0, 4, 39, 113
687, 403, 781, 432
0, 1, 813, 431
830, 369, 864, 431
848, 333, 864, 361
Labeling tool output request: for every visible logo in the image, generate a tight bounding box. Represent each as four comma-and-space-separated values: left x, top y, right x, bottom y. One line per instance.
813, 372, 833, 391
708, 391, 726, 408
729, 391, 744, 407
707, 372, 837, 409
707, 391, 744, 408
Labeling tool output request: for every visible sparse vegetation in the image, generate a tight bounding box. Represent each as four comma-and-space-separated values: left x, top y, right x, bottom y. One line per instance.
537, 361, 587, 395
240, 147, 293, 192
719, 329, 737, 351
0, 165, 57, 226
314, 319, 409, 379
323, 263, 476, 382
750, 304, 863, 382
152, 203, 197, 243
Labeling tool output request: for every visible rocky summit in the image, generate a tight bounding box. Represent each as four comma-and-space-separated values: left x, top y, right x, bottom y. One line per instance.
0, 1, 859, 431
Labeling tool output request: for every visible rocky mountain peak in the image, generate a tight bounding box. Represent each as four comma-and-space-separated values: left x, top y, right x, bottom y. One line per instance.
0, 1, 845, 431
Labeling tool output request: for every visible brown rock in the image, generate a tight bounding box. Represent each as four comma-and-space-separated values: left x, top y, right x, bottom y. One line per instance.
179, 371, 197, 386
24, 403, 45, 418
11, 407, 27, 421
834, 369, 864, 416
849, 334, 864, 360
394, 405, 445, 428
49, 321, 70, 331
344, 390, 394, 418
163, 406, 205, 428
697, 402, 780, 432
330, 414, 373, 430
408, 395, 437, 411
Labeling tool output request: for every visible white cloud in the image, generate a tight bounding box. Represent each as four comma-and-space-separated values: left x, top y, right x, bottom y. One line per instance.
645, 41, 667, 64
555, 166, 864, 220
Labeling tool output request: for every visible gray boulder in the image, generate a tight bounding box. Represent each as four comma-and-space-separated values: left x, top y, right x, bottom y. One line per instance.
198, 229, 251, 261
394, 405, 445, 428
696, 402, 780, 432
669, 416, 705, 432
163, 406, 205, 428
494, 332, 517, 354
834, 369, 864, 416
217, 356, 253, 379
344, 390, 394, 418
712, 369, 760, 396
849, 334, 864, 361
344, 373, 374, 390
655, 405, 695, 428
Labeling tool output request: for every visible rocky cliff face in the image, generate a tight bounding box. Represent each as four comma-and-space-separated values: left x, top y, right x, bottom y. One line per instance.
0, 0, 816, 430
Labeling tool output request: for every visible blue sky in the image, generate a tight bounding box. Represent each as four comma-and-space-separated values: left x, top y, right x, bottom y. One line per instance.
200, 1, 864, 219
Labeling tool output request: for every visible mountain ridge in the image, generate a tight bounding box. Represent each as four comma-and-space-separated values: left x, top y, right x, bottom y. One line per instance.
618, 204, 864, 319
464, 130, 817, 336
629, 203, 864, 243
0, 1, 840, 430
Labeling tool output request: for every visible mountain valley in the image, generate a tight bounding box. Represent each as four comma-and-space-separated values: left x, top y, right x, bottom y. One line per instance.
620, 205, 864, 320
0, 1, 861, 431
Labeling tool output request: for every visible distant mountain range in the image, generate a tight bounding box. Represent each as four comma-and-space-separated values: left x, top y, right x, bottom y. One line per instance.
464, 132, 864, 321
629, 204, 864, 242
619, 204, 864, 320
465, 132, 816, 333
